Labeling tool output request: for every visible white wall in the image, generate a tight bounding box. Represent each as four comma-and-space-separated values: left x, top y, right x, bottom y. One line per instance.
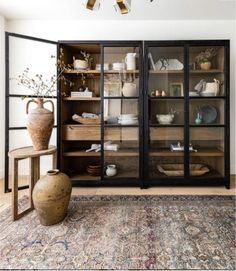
3, 19, 236, 175
0, 15, 5, 178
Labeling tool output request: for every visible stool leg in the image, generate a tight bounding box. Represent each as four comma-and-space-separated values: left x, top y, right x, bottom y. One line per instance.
52, 151, 57, 169
30, 157, 40, 209
12, 158, 18, 221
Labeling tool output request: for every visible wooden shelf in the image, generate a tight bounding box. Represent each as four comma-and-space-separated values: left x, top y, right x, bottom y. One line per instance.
149, 69, 223, 75
189, 96, 226, 99
63, 151, 100, 157
63, 149, 139, 157
70, 173, 101, 181
63, 69, 100, 74
150, 124, 184, 127
104, 96, 139, 99
63, 69, 139, 75
105, 70, 139, 74
149, 70, 183, 74
149, 148, 224, 157
149, 96, 184, 100
190, 69, 224, 74
105, 124, 139, 128
63, 97, 101, 101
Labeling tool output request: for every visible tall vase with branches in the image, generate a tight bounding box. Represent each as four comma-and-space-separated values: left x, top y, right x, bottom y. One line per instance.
12, 48, 73, 151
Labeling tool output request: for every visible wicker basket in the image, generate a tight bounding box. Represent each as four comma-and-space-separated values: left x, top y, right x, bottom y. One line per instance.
72, 115, 101, 125
157, 164, 209, 176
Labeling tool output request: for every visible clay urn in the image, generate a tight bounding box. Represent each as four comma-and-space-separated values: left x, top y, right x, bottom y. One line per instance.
26, 98, 54, 151
32, 169, 72, 226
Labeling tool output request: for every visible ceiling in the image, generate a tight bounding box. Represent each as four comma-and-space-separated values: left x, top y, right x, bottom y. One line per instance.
0, 0, 235, 20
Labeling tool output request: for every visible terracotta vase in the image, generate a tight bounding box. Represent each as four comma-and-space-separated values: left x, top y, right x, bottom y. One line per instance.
26, 98, 54, 151
200, 61, 211, 70
32, 169, 72, 226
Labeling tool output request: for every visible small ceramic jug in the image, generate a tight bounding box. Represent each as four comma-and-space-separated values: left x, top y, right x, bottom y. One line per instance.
205, 79, 220, 96
106, 165, 117, 177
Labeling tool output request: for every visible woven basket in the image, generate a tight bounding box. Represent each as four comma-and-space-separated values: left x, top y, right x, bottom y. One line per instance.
73, 115, 101, 125
157, 164, 209, 176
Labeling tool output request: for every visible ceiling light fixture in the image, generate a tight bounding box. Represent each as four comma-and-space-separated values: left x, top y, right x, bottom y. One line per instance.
83, 0, 155, 15
82, 0, 100, 11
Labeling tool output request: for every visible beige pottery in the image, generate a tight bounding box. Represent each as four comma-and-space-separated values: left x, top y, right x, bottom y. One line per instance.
32, 169, 72, 226
26, 98, 54, 151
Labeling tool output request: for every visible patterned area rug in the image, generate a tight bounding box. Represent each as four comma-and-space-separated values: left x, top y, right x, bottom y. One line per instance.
0, 195, 235, 270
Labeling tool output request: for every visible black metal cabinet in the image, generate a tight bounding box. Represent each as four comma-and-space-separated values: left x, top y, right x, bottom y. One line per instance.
58, 41, 144, 187
143, 40, 230, 188
5, 35, 230, 192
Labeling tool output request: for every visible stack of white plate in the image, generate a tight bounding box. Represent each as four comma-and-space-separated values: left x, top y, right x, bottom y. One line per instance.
112, 62, 125, 71
118, 114, 138, 125
96, 63, 109, 71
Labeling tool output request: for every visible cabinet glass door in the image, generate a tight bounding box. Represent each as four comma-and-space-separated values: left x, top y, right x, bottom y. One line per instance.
188, 45, 225, 178
102, 45, 141, 180
146, 46, 185, 179
5, 33, 58, 192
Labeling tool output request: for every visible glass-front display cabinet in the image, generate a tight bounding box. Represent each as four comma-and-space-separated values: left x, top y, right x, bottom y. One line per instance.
188, 45, 227, 181
102, 42, 143, 184
144, 44, 186, 182
58, 41, 143, 186
144, 41, 229, 188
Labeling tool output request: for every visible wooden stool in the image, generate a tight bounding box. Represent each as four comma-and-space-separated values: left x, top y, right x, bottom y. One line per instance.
8, 145, 57, 221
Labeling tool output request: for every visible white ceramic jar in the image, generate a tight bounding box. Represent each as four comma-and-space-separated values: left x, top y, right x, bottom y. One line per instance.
105, 165, 117, 177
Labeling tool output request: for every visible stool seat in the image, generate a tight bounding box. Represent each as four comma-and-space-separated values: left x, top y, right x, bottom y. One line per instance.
8, 145, 57, 159
8, 145, 57, 221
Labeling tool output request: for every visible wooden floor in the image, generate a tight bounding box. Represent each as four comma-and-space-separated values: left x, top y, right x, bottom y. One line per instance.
0, 176, 235, 213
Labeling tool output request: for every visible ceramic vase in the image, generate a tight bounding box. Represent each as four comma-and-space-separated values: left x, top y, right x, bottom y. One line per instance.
32, 169, 72, 226
106, 165, 117, 177
26, 98, 54, 151
200, 61, 211, 70
122, 83, 137, 97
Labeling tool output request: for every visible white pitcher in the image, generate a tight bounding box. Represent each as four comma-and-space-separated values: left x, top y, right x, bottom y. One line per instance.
125, 53, 136, 70
205, 79, 220, 96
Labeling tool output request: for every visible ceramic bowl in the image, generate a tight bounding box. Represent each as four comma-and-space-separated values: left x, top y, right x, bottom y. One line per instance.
156, 114, 174, 125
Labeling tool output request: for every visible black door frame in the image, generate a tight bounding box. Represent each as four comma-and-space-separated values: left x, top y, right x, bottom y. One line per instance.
4, 32, 58, 193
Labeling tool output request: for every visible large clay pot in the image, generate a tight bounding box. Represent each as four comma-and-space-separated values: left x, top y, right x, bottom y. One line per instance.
26, 98, 54, 151
32, 169, 72, 226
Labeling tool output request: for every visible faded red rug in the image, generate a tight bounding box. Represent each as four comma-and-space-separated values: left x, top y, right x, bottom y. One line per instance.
0, 195, 235, 270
